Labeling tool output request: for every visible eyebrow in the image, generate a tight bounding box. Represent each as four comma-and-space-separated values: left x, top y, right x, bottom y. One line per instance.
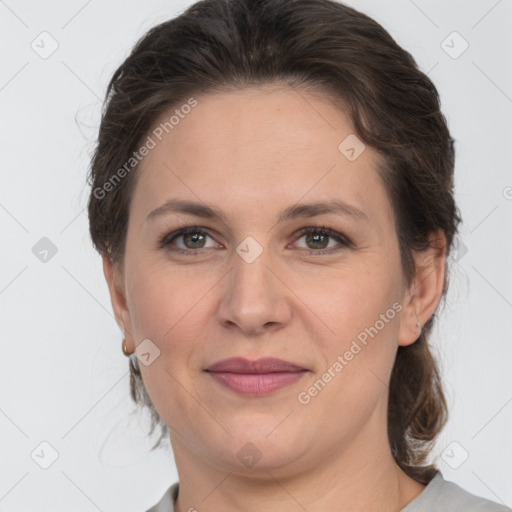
145, 198, 369, 224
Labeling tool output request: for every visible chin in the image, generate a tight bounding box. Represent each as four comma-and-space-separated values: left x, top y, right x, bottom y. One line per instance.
212, 425, 308, 471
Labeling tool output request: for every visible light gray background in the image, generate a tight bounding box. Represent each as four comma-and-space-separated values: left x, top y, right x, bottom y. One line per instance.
1, 0, 511, 510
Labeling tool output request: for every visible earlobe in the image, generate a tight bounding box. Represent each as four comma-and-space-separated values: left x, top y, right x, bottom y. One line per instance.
397, 230, 447, 347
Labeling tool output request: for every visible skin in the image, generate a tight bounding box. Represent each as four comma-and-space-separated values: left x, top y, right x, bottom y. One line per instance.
103, 83, 447, 512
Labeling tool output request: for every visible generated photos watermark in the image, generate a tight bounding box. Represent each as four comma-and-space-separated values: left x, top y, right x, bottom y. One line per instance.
93, 97, 198, 200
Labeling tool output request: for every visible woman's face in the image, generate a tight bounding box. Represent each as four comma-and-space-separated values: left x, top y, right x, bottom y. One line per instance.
106, 84, 431, 475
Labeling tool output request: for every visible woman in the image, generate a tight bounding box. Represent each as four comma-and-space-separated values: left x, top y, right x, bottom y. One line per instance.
87, 0, 511, 510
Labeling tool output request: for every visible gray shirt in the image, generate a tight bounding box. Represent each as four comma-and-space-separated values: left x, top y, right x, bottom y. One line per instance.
146, 471, 511, 511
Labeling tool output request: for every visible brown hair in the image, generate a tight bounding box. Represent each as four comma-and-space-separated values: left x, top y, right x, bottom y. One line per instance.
87, 0, 461, 484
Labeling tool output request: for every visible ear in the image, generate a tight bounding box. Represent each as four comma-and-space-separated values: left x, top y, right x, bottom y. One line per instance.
102, 253, 135, 353
397, 230, 447, 347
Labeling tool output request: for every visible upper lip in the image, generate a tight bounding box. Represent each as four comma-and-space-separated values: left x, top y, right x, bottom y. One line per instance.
205, 357, 306, 373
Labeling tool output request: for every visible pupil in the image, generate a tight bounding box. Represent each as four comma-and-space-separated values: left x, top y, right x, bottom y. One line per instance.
185, 232, 205, 248
307, 233, 328, 249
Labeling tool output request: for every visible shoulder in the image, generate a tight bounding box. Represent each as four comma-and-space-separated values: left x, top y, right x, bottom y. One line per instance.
144, 482, 179, 512
144, 475, 512, 512
402, 471, 511, 512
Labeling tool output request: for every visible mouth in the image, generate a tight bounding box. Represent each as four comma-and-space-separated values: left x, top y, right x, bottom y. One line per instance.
204, 357, 308, 396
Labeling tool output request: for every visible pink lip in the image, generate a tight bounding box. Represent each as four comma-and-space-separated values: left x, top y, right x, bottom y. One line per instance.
205, 357, 308, 396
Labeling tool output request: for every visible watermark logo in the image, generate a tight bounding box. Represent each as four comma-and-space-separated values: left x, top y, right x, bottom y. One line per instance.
441, 31, 469, 60
31, 31, 59, 59
135, 338, 161, 366
441, 441, 469, 469
32, 237, 58, 263
236, 236, 263, 264
31, 441, 59, 469
450, 235, 468, 263
237, 442, 262, 468
338, 134, 366, 161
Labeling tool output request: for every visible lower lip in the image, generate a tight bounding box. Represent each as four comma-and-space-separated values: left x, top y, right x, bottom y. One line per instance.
206, 371, 307, 396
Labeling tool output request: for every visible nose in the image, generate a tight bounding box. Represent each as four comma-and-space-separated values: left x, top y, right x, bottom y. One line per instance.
217, 242, 293, 336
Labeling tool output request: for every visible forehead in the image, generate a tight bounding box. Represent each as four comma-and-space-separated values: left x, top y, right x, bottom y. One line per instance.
132, 85, 394, 229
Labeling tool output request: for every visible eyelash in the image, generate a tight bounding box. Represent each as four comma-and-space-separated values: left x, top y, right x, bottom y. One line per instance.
158, 225, 352, 256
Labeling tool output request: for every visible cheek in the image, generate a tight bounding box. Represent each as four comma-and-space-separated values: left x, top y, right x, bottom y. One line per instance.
306, 266, 401, 399
126, 261, 209, 341
125, 262, 221, 391
125, 267, 211, 422
299, 299, 399, 445
311, 262, 399, 341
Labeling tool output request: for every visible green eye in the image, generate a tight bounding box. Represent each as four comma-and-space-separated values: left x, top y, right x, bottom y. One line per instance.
294, 227, 351, 255
160, 226, 216, 252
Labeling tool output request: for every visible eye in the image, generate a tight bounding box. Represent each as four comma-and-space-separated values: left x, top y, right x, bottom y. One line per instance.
159, 226, 220, 254
293, 226, 352, 255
